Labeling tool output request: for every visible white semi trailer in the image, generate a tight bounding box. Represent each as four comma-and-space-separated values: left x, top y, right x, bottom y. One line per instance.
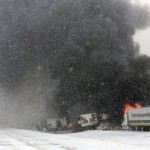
36, 117, 67, 132
73, 113, 98, 131
79, 113, 97, 127
122, 107, 150, 131
47, 117, 67, 131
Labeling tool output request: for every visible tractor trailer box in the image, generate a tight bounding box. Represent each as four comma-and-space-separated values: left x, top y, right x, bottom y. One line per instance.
46, 117, 67, 131
127, 107, 150, 126
79, 113, 97, 127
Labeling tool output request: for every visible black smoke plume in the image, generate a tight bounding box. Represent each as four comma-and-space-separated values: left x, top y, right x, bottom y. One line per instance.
0, 0, 150, 127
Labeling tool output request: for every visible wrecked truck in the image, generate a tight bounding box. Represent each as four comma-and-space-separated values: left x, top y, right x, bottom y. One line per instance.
122, 106, 150, 131
36, 117, 67, 132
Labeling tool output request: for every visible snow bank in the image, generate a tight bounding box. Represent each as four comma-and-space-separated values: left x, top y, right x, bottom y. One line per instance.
0, 129, 150, 150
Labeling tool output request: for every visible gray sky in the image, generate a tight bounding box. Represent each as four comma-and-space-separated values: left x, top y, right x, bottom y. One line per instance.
132, 0, 150, 56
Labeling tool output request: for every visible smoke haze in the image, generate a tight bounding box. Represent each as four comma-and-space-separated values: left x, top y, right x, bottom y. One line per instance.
0, 0, 150, 127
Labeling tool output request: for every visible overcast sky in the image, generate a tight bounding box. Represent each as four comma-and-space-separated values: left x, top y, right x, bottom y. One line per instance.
132, 0, 150, 56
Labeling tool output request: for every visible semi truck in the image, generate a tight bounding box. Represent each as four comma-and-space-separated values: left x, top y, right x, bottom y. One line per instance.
36, 113, 98, 132
36, 117, 67, 132
122, 106, 150, 131
78, 113, 97, 127
72, 113, 98, 131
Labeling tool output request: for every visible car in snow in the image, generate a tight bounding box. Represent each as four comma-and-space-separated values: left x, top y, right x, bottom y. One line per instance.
96, 123, 112, 130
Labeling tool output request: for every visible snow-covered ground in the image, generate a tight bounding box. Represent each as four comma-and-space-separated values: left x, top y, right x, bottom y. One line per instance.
0, 129, 150, 150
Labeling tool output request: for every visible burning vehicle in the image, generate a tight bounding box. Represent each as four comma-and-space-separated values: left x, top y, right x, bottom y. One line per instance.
36, 113, 98, 132
122, 104, 150, 131
74, 113, 98, 131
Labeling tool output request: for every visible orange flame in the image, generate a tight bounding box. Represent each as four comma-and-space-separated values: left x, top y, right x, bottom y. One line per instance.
67, 121, 74, 128
123, 103, 142, 112
134, 103, 142, 108
124, 103, 134, 112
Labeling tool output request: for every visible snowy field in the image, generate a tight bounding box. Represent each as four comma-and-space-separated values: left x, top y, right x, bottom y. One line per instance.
0, 129, 150, 150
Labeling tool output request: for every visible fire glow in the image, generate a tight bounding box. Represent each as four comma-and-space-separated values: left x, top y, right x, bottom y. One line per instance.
67, 121, 74, 128
124, 103, 142, 112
